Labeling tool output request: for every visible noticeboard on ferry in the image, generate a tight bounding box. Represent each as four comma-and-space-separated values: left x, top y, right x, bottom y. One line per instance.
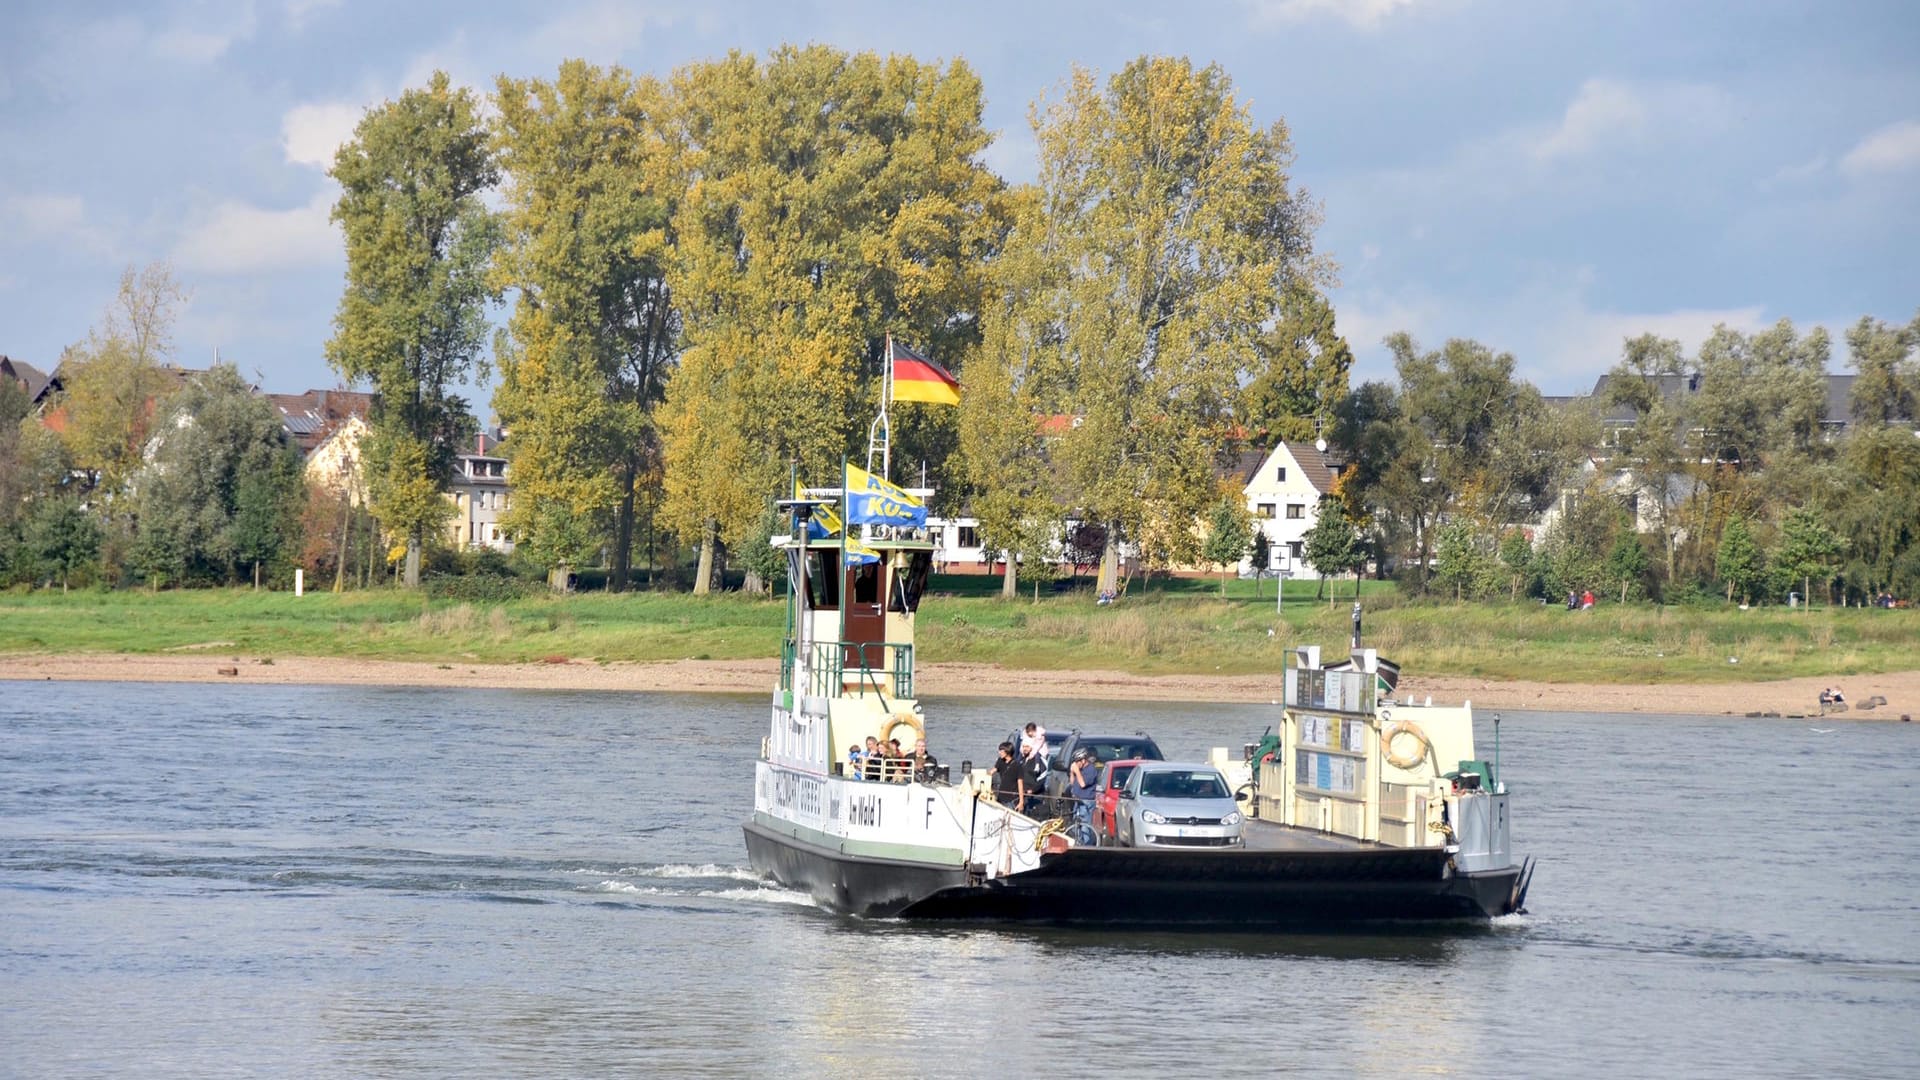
1283, 666, 1374, 714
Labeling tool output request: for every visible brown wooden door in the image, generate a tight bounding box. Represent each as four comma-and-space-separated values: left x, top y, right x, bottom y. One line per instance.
842, 560, 885, 672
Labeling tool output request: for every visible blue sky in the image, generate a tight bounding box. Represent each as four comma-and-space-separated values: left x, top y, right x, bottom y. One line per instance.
2, 0, 1916, 402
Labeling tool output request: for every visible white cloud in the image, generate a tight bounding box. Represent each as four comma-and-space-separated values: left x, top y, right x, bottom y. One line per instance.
1242, 0, 1428, 30
1528, 78, 1729, 163
1335, 270, 1774, 393
1760, 152, 1829, 190
399, 32, 492, 98
150, 3, 258, 63
283, 0, 342, 30
1840, 119, 1920, 176
282, 101, 363, 168
526, 1, 677, 63
173, 192, 338, 273
1, 193, 118, 257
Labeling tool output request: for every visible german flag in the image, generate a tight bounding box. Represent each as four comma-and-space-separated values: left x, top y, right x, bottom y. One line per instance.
888, 338, 960, 406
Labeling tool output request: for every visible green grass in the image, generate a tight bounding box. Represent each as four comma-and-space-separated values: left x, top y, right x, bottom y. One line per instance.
1, 579, 1913, 684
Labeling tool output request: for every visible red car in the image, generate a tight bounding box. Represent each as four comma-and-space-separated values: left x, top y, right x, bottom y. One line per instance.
1094, 759, 1149, 844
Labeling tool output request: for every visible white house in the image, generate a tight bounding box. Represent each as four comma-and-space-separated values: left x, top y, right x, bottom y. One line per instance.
1239, 440, 1339, 579
448, 430, 514, 553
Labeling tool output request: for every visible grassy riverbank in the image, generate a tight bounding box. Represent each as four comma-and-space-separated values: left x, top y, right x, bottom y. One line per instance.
2, 581, 1913, 684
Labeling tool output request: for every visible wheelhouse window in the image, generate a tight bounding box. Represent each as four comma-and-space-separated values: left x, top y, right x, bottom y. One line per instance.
850, 561, 881, 605
804, 549, 841, 608
889, 551, 932, 613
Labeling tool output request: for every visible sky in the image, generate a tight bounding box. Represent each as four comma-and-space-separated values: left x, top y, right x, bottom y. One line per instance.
2, 0, 1916, 404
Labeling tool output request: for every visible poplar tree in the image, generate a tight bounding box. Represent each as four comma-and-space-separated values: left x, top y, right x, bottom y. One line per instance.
1716, 516, 1765, 604
657, 46, 1007, 593
1015, 57, 1328, 597
491, 61, 678, 590
327, 72, 499, 587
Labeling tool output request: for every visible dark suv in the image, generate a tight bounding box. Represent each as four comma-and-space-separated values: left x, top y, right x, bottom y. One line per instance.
1043, 731, 1164, 805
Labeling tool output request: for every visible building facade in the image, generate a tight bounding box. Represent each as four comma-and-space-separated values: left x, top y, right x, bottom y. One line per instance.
1240, 440, 1338, 579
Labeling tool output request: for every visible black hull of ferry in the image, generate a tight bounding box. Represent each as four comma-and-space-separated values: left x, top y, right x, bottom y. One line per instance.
745, 821, 1522, 925
899, 846, 1522, 925
743, 820, 969, 918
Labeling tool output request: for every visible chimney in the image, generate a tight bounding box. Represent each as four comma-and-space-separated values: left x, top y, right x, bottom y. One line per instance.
476, 431, 487, 455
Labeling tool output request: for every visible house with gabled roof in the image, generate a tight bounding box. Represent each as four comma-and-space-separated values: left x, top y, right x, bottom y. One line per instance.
1238, 439, 1340, 579
0, 355, 54, 406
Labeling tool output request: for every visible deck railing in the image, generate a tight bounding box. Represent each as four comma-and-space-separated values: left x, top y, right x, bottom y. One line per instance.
780, 640, 915, 701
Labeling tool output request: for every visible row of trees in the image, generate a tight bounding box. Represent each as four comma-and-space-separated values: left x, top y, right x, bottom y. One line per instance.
0, 268, 312, 590
323, 50, 1345, 597
1306, 314, 1920, 606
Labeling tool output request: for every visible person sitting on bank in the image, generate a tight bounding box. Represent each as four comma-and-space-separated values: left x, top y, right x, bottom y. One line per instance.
991, 742, 1027, 810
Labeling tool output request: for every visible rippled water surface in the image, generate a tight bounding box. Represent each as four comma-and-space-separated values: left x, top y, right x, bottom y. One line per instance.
3, 680, 1917, 1077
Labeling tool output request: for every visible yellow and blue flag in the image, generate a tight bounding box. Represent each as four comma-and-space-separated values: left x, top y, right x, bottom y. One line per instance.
795, 479, 843, 540
844, 461, 927, 528
843, 535, 880, 566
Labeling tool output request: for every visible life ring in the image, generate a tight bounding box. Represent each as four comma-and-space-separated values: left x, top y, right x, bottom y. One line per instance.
1381, 720, 1432, 770
881, 712, 924, 747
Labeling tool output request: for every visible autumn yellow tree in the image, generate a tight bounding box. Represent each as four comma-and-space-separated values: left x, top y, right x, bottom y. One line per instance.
658, 46, 1008, 592
1011, 57, 1330, 596
55, 263, 188, 497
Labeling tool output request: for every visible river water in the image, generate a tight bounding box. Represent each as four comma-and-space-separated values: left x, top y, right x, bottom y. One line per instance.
2, 680, 1917, 1078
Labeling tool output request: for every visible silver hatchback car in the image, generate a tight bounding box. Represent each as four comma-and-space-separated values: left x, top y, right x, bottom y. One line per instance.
1115, 763, 1245, 848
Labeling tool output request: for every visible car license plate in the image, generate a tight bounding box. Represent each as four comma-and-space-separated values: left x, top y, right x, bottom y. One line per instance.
1177, 827, 1190, 837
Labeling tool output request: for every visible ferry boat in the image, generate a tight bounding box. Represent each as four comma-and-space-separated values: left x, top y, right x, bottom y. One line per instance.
742, 482, 1533, 926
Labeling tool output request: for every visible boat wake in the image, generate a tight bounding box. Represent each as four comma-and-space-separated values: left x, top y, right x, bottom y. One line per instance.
577, 864, 814, 908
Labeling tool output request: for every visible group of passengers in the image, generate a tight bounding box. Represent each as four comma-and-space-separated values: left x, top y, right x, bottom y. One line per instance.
988, 722, 1100, 823
846, 735, 939, 783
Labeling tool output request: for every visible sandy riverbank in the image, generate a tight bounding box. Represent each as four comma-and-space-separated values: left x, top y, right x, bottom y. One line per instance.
1, 652, 1915, 718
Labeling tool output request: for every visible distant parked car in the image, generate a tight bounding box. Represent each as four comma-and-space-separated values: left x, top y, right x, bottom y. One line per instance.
1115, 762, 1244, 848
1093, 758, 1149, 843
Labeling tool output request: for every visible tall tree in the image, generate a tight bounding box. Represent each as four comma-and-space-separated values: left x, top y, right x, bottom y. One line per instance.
54, 263, 187, 497
1015, 57, 1327, 597
1846, 312, 1918, 426
1604, 523, 1650, 603
327, 72, 499, 587
1601, 333, 1697, 585
1240, 285, 1353, 445
491, 62, 679, 590
658, 46, 1009, 593
960, 189, 1063, 600
131, 365, 305, 587
1303, 497, 1362, 601
1345, 335, 1581, 591
1716, 516, 1765, 604
1200, 497, 1254, 595
1773, 505, 1844, 606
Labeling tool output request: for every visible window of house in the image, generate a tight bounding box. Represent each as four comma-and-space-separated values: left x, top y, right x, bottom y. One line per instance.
1276, 466, 1287, 482
1286, 504, 1305, 519
1257, 503, 1276, 519
957, 524, 979, 549
1289, 541, 1303, 560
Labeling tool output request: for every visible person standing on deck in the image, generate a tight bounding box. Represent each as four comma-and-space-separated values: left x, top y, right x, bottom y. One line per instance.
991, 743, 1027, 810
